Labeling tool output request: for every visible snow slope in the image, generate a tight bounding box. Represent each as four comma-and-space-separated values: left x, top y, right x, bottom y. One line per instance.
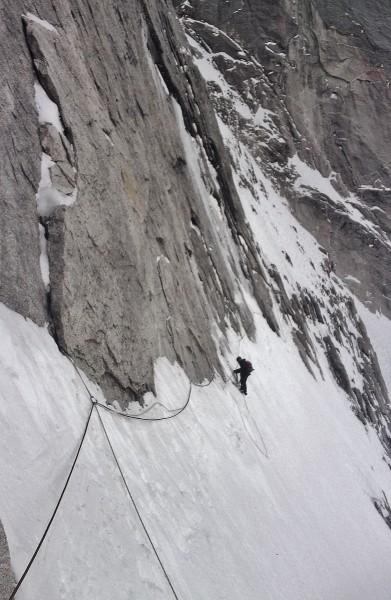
1, 289, 391, 600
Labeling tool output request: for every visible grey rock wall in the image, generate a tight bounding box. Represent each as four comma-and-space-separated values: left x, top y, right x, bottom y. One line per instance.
2, 0, 276, 406
177, 0, 391, 318
177, 0, 391, 192
178, 11, 391, 452
0, 520, 15, 600
290, 189, 391, 317
0, 3, 47, 325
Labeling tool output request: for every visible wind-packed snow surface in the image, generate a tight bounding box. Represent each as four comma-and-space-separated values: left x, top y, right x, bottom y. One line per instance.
2, 16, 391, 600
1, 280, 391, 600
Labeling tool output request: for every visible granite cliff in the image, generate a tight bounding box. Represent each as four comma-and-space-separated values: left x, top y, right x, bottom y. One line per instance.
176, 0, 391, 318
1, 0, 277, 408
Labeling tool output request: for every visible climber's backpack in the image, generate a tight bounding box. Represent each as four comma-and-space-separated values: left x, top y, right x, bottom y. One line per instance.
245, 360, 254, 375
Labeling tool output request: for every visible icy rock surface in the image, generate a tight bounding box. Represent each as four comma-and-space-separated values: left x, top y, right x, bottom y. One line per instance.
176, 0, 391, 318
177, 21, 391, 452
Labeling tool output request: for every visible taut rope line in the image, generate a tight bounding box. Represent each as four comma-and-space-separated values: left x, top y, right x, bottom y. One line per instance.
96, 407, 180, 600
7, 404, 94, 600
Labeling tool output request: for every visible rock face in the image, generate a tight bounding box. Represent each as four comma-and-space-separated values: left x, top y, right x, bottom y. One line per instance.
175, 0, 391, 318
173, 5, 391, 452
176, 0, 391, 188
288, 1, 391, 189
1, 0, 277, 406
0, 3, 47, 325
0, 520, 15, 600
285, 0, 391, 317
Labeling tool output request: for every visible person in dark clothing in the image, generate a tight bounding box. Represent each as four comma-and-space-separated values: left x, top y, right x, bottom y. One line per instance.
233, 356, 252, 395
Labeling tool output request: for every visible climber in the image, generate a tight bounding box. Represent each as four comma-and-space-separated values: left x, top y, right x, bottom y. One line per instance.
233, 356, 254, 395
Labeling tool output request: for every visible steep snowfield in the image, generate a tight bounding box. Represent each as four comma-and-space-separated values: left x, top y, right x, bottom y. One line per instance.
2, 289, 391, 600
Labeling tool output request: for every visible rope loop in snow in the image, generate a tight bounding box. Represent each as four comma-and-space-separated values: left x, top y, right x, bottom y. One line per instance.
69, 354, 214, 422
190, 372, 215, 387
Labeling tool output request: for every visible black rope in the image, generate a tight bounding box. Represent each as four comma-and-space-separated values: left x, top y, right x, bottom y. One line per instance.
7, 314, 266, 600
222, 372, 234, 384
96, 407, 179, 600
94, 392, 191, 421
70, 356, 214, 421
8, 404, 94, 600
237, 397, 268, 459
190, 373, 215, 388
96, 371, 215, 419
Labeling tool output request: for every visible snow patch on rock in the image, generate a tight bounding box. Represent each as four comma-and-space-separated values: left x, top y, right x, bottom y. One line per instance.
34, 82, 63, 133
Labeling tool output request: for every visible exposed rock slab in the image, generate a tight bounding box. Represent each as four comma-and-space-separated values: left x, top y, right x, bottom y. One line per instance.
0, 520, 15, 600
1, 0, 276, 406
178, 12, 391, 453
0, 3, 47, 324
177, 0, 391, 319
